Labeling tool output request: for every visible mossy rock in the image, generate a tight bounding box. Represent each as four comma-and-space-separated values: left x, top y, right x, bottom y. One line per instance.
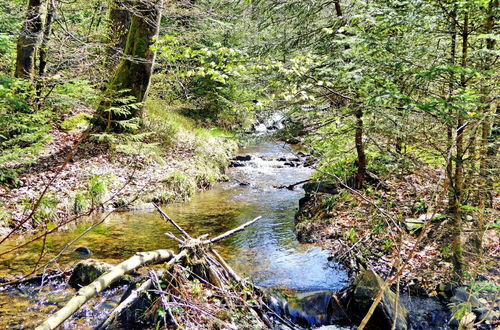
68, 259, 113, 288
350, 269, 409, 330
60, 113, 92, 132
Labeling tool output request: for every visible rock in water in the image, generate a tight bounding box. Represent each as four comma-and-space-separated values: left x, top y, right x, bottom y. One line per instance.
68, 259, 113, 288
234, 155, 252, 161
350, 269, 409, 330
74, 246, 92, 258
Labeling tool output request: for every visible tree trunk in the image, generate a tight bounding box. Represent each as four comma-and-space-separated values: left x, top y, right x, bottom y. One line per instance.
355, 108, 366, 189
107, 0, 131, 65
15, 0, 45, 80
445, 5, 457, 202
476, 0, 498, 252
96, 0, 161, 131
450, 11, 469, 279
35, 0, 54, 103
334, 0, 343, 17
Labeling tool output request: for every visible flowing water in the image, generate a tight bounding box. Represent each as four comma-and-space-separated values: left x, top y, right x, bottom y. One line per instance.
0, 140, 349, 328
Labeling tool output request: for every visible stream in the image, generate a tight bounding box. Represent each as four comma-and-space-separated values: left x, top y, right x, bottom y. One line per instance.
0, 139, 350, 329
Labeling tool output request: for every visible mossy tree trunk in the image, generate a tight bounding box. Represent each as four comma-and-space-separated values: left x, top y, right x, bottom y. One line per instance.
96, 0, 161, 131
15, 0, 45, 80
107, 0, 131, 66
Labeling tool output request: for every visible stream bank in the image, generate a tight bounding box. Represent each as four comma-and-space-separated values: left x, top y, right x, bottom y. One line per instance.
294, 173, 499, 329
0, 138, 351, 329
0, 106, 238, 235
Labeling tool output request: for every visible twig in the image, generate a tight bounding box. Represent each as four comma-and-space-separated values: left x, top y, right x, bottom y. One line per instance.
204, 216, 262, 244
153, 203, 192, 239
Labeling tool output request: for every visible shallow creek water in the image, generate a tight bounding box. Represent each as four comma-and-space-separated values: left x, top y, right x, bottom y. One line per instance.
0, 140, 349, 328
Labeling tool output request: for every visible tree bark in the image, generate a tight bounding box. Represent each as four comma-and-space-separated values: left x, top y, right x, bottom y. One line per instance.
476, 0, 498, 252
450, 10, 469, 279
35, 0, 54, 102
355, 108, 366, 189
107, 0, 131, 64
96, 0, 161, 131
15, 0, 45, 80
446, 4, 457, 202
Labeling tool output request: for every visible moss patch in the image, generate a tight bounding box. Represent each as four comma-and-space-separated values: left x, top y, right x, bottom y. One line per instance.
60, 113, 92, 131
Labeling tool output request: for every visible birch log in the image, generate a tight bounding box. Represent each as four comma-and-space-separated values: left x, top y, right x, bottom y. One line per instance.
36, 249, 174, 330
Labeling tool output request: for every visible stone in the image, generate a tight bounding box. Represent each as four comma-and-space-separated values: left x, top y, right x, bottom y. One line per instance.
74, 246, 93, 258
303, 181, 338, 195
405, 213, 443, 232
350, 269, 409, 330
68, 259, 113, 289
127, 203, 155, 211
229, 161, 245, 168
234, 155, 252, 161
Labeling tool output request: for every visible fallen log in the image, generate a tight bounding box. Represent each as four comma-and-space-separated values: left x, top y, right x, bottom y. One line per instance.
36, 249, 175, 330
37, 210, 275, 329
96, 250, 187, 330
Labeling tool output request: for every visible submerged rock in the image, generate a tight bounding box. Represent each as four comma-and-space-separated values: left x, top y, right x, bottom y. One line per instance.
350, 269, 409, 330
69, 259, 113, 289
229, 161, 246, 168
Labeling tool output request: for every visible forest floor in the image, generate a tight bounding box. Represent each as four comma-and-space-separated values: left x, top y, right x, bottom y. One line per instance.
295, 163, 499, 296
0, 106, 237, 235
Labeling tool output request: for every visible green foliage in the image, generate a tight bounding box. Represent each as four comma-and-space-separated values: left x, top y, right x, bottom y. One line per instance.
72, 190, 89, 215
344, 227, 357, 244
88, 175, 110, 207
0, 76, 51, 186
156, 34, 260, 129
470, 280, 499, 293
49, 79, 100, 113
23, 194, 59, 224
162, 171, 196, 201
0, 0, 21, 73
95, 90, 142, 132
449, 301, 473, 325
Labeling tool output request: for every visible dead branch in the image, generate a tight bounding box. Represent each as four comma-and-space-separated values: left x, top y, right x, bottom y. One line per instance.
36, 249, 176, 330
153, 203, 192, 239
203, 216, 262, 244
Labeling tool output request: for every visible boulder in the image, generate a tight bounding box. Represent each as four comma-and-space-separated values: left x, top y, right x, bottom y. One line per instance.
350, 269, 409, 330
68, 259, 113, 289
234, 155, 252, 161
303, 181, 338, 195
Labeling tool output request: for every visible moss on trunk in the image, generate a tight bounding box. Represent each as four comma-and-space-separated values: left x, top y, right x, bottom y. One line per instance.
96, 0, 161, 131
15, 0, 44, 80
